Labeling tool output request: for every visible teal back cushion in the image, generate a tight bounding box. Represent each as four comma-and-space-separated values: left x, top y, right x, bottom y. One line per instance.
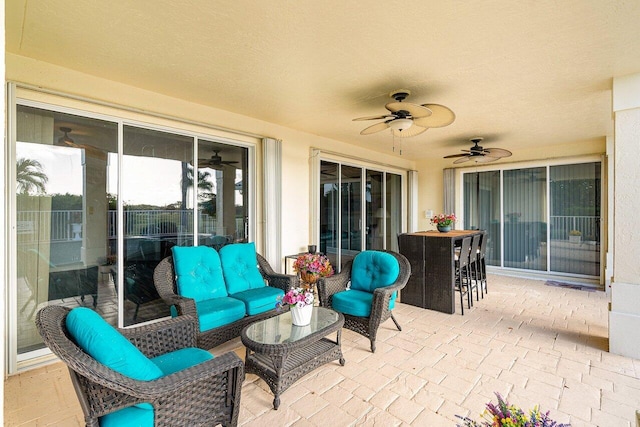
173, 246, 228, 302
219, 242, 265, 294
65, 307, 163, 381
350, 251, 400, 293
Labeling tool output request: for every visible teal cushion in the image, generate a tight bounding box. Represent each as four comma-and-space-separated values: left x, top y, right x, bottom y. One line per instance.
100, 405, 154, 427
230, 286, 285, 316
172, 246, 227, 302
331, 289, 397, 317
151, 348, 214, 376
196, 297, 246, 332
65, 308, 163, 381
350, 251, 400, 293
219, 243, 265, 294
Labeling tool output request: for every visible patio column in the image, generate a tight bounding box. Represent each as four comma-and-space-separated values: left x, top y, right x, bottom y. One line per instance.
609, 72, 640, 359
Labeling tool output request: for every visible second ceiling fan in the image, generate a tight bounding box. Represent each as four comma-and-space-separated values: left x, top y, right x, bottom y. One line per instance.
444, 137, 512, 164
353, 89, 455, 137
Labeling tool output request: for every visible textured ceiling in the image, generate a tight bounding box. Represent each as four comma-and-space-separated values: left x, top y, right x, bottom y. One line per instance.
6, 0, 640, 160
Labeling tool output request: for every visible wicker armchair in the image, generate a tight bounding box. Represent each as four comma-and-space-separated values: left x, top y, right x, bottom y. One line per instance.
36, 305, 244, 427
153, 252, 297, 350
317, 250, 411, 352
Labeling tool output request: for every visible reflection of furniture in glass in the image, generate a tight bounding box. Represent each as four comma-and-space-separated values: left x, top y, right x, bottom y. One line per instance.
36, 305, 244, 426
241, 307, 344, 410
48, 266, 99, 307
398, 230, 482, 314
207, 234, 231, 251
317, 250, 410, 352
502, 221, 546, 263
112, 262, 162, 320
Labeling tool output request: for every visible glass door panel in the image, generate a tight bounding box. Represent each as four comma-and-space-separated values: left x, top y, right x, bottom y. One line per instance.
196, 141, 249, 249
464, 171, 501, 266
319, 161, 339, 267
340, 165, 362, 268
503, 167, 547, 271
16, 105, 118, 354
121, 126, 192, 325
385, 173, 402, 252
549, 163, 601, 276
366, 170, 384, 250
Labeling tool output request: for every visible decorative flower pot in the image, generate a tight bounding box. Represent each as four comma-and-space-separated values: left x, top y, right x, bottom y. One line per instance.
290, 304, 313, 326
437, 225, 452, 233
299, 272, 318, 285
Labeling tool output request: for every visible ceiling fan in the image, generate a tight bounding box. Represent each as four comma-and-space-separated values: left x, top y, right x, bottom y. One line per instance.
444, 137, 512, 164
57, 127, 107, 160
198, 150, 239, 168
353, 89, 455, 138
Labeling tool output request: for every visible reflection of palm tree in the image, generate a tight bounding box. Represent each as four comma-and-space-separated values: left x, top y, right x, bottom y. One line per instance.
181, 163, 214, 209
16, 158, 48, 195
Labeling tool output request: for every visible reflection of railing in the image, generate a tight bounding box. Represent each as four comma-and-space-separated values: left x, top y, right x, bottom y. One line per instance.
17, 209, 245, 242
17, 210, 82, 242
550, 215, 599, 240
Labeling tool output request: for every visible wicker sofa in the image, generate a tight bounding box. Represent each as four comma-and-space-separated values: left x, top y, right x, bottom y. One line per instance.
153, 243, 298, 350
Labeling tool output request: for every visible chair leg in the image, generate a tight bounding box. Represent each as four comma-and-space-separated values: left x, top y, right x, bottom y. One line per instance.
370, 339, 376, 353
391, 313, 402, 331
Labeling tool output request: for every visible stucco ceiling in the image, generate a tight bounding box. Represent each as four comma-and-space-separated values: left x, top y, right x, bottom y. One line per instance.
6, 0, 640, 160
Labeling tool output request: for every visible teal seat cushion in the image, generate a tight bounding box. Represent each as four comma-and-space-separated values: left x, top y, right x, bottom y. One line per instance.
66, 307, 163, 381
151, 347, 214, 376
350, 251, 400, 293
196, 297, 246, 332
100, 405, 154, 427
331, 289, 397, 317
172, 246, 227, 302
230, 286, 285, 316
219, 242, 265, 294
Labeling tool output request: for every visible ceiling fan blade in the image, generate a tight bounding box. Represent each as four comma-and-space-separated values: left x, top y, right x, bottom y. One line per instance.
482, 148, 512, 158
360, 121, 390, 135
453, 156, 473, 164
385, 102, 432, 119
474, 155, 502, 163
413, 104, 456, 128
443, 153, 469, 158
392, 125, 428, 138
353, 114, 394, 121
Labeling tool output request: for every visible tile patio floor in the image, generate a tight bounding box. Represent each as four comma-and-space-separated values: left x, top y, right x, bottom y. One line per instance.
5, 274, 640, 426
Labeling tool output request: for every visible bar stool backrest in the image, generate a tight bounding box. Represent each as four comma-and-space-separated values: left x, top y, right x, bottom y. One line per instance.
458, 237, 472, 268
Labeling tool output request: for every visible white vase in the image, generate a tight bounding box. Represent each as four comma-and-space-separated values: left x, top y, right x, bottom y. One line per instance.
290, 304, 313, 326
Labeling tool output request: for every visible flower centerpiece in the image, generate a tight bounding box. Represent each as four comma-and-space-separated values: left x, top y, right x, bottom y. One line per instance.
293, 252, 334, 286
431, 213, 456, 232
276, 287, 315, 326
456, 393, 570, 427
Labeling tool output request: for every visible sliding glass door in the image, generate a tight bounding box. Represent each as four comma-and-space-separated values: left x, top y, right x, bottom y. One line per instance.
12, 101, 254, 361
319, 160, 403, 271
462, 162, 601, 279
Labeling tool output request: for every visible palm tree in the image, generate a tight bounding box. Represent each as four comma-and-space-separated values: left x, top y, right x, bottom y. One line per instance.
16, 158, 48, 195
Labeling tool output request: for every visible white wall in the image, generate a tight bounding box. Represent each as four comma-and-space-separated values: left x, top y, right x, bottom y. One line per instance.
609, 72, 640, 358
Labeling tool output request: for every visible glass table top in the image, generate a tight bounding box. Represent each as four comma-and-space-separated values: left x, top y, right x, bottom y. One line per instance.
243, 307, 340, 345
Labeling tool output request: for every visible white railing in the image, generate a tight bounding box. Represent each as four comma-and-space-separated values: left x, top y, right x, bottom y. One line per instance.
550, 215, 600, 240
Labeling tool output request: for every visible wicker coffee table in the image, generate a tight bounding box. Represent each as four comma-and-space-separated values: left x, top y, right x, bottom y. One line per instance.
241, 306, 345, 409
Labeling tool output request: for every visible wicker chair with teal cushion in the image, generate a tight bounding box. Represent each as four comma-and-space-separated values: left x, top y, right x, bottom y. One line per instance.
317, 250, 411, 352
36, 305, 244, 427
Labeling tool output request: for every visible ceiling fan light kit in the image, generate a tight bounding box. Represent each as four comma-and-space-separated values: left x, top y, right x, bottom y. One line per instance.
353, 89, 455, 146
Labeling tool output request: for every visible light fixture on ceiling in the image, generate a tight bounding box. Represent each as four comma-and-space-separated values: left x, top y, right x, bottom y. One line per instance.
58, 127, 74, 145
388, 118, 413, 132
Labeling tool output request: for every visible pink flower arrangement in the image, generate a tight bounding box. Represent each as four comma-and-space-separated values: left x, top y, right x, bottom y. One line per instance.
431, 213, 456, 227
293, 253, 334, 278
276, 287, 314, 309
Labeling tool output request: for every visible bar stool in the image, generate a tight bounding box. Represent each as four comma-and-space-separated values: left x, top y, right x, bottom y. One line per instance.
455, 236, 473, 315
476, 231, 488, 296
468, 233, 482, 302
